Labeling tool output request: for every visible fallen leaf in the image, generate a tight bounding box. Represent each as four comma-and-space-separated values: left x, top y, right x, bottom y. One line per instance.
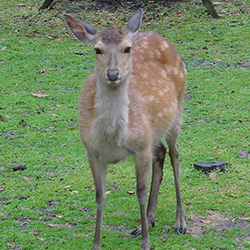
47, 223, 68, 228
161, 236, 167, 242
29, 231, 41, 236
68, 127, 78, 130
7, 242, 16, 247
37, 237, 45, 241
238, 217, 250, 221
209, 172, 217, 179
191, 234, 199, 238
48, 201, 59, 206
105, 191, 111, 195
40, 68, 53, 73
64, 185, 72, 189
77, 233, 93, 238
127, 190, 135, 195
1, 46, 7, 51
199, 219, 211, 224
215, 149, 222, 153
21, 176, 33, 182
32, 91, 49, 98
70, 190, 79, 195
0, 186, 5, 192
60, 143, 68, 147
112, 23, 119, 28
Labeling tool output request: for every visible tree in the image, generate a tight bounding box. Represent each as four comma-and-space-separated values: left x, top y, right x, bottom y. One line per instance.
39, 0, 55, 10
202, 0, 219, 18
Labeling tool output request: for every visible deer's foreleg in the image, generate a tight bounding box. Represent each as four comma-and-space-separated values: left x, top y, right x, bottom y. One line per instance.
89, 155, 107, 250
135, 149, 152, 250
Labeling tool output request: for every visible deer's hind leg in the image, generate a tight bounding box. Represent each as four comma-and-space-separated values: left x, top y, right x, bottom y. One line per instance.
166, 125, 187, 234
147, 141, 166, 227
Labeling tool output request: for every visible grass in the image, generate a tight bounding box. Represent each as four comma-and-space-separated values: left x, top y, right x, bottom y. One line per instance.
0, 0, 250, 249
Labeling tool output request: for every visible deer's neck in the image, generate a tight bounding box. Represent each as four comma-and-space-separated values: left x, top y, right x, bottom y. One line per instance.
93, 80, 130, 145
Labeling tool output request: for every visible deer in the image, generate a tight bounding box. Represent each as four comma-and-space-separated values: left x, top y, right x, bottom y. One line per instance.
64, 9, 187, 250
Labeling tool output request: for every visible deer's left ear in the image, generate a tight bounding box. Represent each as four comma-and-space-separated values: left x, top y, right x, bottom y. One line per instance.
64, 14, 97, 45
126, 9, 143, 36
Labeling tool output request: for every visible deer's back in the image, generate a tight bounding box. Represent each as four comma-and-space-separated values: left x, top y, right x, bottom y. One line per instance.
127, 32, 186, 140
131, 31, 185, 102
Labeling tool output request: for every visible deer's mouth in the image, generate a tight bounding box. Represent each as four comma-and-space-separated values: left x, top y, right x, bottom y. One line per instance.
106, 79, 121, 86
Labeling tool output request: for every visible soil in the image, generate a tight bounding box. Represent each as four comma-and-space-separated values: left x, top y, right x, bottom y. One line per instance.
188, 211, 250, 242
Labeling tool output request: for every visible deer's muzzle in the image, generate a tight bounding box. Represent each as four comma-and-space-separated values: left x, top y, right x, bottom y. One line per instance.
107, 69, 120, 82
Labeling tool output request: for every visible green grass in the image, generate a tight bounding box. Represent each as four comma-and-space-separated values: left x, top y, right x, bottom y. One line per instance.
1, 0, 250, 249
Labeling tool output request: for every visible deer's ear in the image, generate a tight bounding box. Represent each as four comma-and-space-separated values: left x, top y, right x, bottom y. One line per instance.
64, 15, 97, 44
126, 9, 143, 36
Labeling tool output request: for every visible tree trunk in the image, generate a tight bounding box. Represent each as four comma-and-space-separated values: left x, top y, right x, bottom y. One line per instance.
39, 0, 55, 10
202, 0, 219, 18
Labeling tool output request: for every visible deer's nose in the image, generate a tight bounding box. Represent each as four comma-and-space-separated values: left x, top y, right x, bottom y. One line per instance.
107, 69, 119, 82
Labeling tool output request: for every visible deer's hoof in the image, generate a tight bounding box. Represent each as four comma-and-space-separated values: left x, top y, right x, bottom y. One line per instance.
130, 226, 142, 237
176, 227, 187, 234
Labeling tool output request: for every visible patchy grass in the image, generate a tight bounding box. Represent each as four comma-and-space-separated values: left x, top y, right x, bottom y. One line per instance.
0, 0, 250, 249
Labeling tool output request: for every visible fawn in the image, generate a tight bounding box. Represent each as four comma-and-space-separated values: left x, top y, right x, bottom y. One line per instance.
64, 9, 187, 250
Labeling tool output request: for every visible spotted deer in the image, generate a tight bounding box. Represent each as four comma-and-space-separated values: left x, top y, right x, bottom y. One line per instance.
64, 9, 187, 250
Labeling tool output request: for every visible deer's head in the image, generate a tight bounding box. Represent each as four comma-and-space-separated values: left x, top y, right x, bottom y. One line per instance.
64, 9, 142, 87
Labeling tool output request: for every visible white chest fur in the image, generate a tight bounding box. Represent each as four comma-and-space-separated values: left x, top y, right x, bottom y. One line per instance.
90, 81, 131, 163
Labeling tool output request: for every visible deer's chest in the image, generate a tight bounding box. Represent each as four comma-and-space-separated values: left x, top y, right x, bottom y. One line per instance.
89, 116, 131, 164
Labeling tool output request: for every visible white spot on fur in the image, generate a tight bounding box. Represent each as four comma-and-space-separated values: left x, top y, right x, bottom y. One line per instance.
160, 42, 169, 50
167, 66, 173, 72
161, 71, 168, 78
159, 91, 164, 96
155, 98, 160, 104
157, 112, 163, 118
156, 50, 161, 57
142, 41, 149, 48
174, 67, 179, 75
179, 71, 184, 79
148, 95, 155, 102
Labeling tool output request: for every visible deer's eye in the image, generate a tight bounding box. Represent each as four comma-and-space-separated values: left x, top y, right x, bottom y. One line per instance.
124, 47, 132, 54
95, 48, 102, 55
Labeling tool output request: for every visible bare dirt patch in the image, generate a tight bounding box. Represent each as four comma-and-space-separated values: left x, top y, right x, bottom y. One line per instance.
188, 211, 250, 240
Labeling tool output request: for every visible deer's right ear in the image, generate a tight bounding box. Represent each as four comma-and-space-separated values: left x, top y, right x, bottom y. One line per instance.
64, 15, 97, 45
127, 9, 143, 36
